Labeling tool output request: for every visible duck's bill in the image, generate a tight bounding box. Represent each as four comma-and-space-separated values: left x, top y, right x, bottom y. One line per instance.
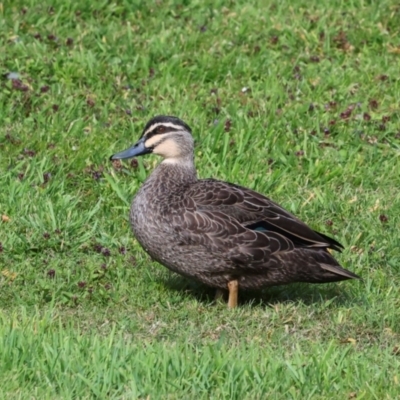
109, 138, 151, 160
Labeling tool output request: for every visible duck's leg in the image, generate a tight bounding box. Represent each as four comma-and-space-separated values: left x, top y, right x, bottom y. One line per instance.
227, 280, 239, 308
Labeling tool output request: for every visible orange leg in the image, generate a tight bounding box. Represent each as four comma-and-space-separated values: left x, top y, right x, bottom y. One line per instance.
227, 280, 239, 308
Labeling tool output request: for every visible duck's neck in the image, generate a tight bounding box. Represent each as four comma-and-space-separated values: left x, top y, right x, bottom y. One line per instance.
150, 156, 197, 187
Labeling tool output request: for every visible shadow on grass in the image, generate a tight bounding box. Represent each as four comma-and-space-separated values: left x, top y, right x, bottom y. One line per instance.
161, 273, 361, 309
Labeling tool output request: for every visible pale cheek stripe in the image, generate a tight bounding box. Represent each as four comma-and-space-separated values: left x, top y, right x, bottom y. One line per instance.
153, 140, 180, 158
145, 134, 166, 148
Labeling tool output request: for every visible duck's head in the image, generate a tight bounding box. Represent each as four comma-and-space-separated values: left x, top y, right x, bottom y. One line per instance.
110, 115, 194, 164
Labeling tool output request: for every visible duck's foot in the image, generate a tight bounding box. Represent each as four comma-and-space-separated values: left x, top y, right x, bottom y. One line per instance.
227, 280, 239, 308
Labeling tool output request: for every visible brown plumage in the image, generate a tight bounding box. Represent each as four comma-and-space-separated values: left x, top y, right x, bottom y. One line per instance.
110, 115, 360, 307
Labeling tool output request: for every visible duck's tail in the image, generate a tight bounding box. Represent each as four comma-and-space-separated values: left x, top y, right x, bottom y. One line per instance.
319, 262, 361, 281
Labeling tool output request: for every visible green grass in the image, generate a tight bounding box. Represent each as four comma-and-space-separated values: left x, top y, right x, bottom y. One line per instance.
1, 0, 400, 398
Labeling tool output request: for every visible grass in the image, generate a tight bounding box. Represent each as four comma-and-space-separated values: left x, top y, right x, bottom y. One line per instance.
1, 0, 400, 398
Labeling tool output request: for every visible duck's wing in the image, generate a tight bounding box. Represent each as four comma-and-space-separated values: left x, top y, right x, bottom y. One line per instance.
173, 207, 294, 266
171, 180, 359, 281
183, 179, 343, 252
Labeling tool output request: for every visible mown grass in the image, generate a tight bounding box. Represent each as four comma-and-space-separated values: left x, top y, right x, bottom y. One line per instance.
1, 0, 400, 398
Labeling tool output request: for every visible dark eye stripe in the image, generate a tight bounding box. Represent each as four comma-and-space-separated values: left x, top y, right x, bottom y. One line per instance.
144, 126, 181, 139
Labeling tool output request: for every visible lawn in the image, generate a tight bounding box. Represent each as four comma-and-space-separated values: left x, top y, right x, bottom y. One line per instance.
1, 0, 400, 398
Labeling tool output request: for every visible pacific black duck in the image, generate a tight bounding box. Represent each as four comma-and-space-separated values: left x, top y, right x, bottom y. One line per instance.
110, 116, 360, 308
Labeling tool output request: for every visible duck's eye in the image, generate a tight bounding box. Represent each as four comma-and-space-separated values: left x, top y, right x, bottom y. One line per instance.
157, 126, 166, 134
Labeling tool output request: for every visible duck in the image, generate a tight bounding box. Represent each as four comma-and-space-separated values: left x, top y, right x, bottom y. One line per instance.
110, 115, 360, 308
